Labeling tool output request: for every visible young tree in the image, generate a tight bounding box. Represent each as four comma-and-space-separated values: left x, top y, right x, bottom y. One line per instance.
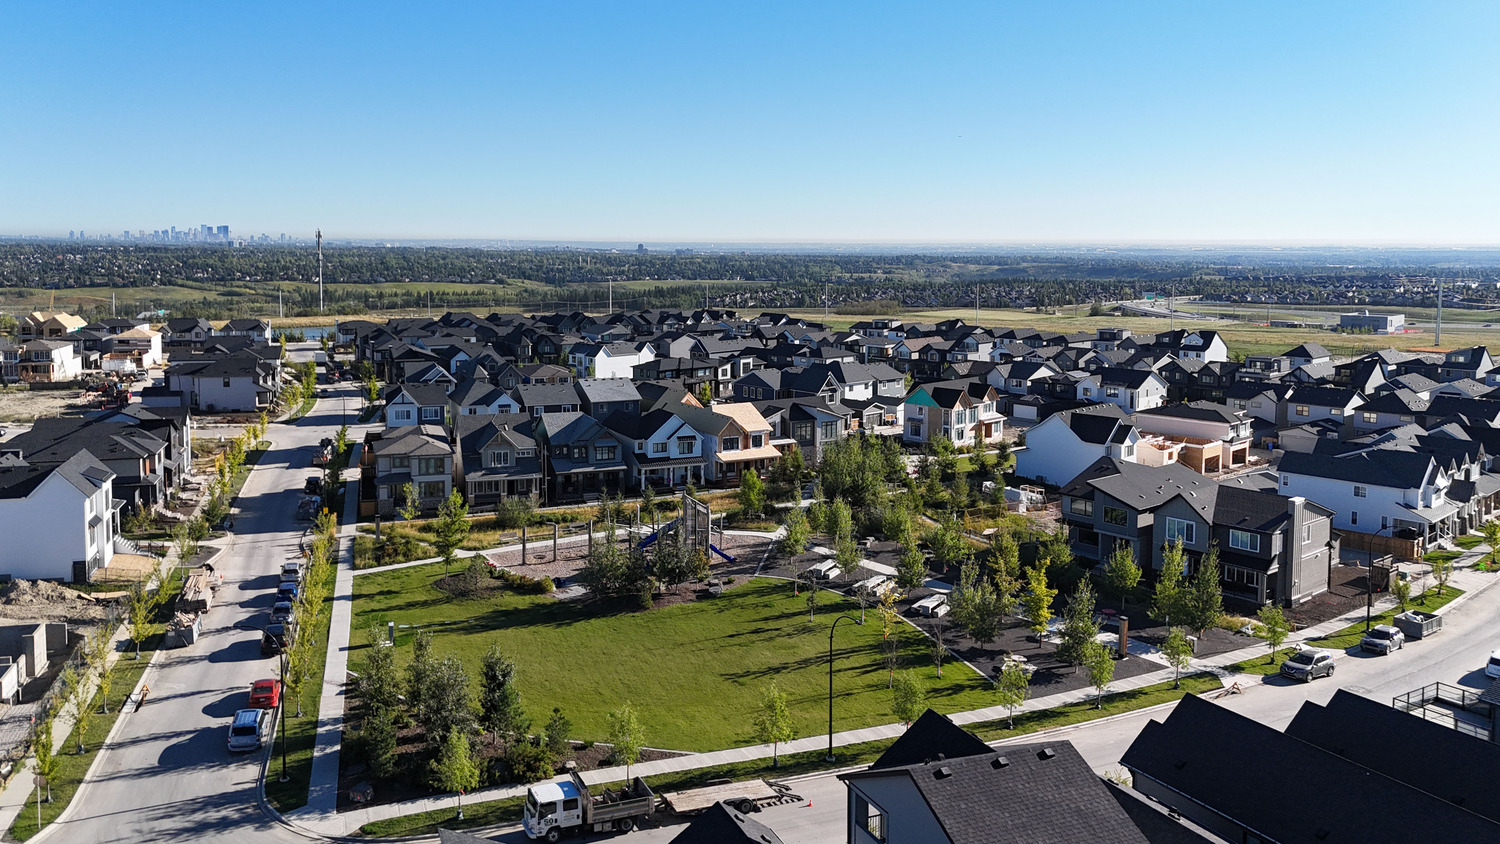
405, 630, 436, 725
829, 499, 859, 570
926, 517, 973, 574
86, 629, 113, 714
1152, 538, 1188, 626
930, 616, 948, 678
60, 664, 91, 754
399, 482, 420, 521
432, 491, 472, 581
951, 561, 1002, 650
737, 468, 766, 519
606, 702, 645, 781
1020, 565, 1056, 648
1057, 578, 1101, 670
418, 656, 476, 745
1083, 640, 1115, 709
896, 543, 927, 593
1186, 544, 1224, 634
429, 730, 481, 820
545, 707, 572, 762
891, 670, 923, 727
479, 644, 527, 744
753, 681, 796, 767
1391, 575, 1412, 611
127, 582, 153, 659
1160, 627, 1193, 689
994, 661, 1030, 729
990, 531, 1021, 580
1485, 518, 1500, 566
364, 706, 398, 779
1431, 554, 1455, 596
1103, 541, 1141, 613
1256, 605, 1291, 664
780, 507, 810, 560
32, 715, 56, 803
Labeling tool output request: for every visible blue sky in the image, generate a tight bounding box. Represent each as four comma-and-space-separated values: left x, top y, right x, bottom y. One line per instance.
3, 2, 1497, 243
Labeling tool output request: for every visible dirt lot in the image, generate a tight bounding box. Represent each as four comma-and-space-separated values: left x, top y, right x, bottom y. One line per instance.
0, 580, 114, 625
0, 386, 92, 425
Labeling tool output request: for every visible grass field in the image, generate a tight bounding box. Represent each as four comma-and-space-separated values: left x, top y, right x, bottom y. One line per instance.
351, 568, 997, 752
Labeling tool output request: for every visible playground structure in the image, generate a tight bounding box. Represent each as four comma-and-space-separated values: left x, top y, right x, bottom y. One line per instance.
636, 491, 735, 562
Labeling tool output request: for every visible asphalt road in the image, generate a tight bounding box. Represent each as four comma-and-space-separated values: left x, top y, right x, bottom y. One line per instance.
39, 386, 358, 844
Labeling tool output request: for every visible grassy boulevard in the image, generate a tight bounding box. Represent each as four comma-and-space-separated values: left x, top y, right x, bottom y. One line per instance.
358, 672, 1223, 837
7, 573, 187, 842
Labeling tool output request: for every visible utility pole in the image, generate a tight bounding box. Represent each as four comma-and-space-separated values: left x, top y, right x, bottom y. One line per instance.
975, 284, 980, 321
824, 279, 829, 322
316, 229, 324, 312
608, 278, 613, 314
1435, 276, 1444, 346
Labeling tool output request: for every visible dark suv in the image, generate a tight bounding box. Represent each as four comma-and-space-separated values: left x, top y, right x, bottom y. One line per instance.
261, 623, 291, 656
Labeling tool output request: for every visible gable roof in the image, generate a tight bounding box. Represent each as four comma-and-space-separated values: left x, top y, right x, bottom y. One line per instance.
1122, 694, 1500, 843
1137, 401, 1243, 425
1285, 384, 1362, 408
1283, 342, 1330, 359
1277, 449, 1436, 489
871, 709, 994, 770
667, 801, 784, 844
0, 450, 115, 500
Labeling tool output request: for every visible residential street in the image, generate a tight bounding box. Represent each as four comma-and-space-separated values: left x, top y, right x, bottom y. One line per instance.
34, 386, 356, 844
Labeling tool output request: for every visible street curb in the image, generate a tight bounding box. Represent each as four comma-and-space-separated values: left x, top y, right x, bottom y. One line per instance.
28, 640, 165, 844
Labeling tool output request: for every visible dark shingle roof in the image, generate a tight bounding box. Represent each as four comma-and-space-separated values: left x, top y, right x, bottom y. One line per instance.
667, 801, 784, 844
1138, 401, 1242, 424
1278, 449, 1435, 489
871, 709, 993, 769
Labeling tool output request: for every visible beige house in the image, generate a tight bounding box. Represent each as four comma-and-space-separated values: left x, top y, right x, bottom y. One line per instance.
20, 311, 86, 341
671, 402, 781, 482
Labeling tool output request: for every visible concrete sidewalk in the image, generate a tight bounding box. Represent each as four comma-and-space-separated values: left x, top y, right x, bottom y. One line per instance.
279, 552, 1500, 838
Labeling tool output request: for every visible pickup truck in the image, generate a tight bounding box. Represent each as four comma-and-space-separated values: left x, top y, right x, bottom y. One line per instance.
523, 771, 654, 841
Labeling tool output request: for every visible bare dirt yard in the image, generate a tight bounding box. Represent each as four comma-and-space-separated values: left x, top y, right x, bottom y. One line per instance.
0, 386, 92, 425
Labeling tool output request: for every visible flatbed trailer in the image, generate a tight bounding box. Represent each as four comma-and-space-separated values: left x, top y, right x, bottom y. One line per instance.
661, 778, 785, 815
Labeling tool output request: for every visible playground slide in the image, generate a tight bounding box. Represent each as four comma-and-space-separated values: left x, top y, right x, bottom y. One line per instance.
708, 544, 735, 562
636, 518, 680, 550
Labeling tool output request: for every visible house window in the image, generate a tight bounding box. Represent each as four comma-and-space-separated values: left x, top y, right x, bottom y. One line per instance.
1082, 388, 1091, 397
1362, 412, 1378, 424
489, 451, 510, 467
1399, 415, 1414, 422
595, 445, 617, 462
573, 445, 588, 460
1352, 485, 1368, 498
223, 378, 232, 388
1229, 530, 1260, 552
533, 407, 544, 417
1103, 506, 1128, 527
417, 458, 444, 475
677, 437, 694, 455
854, 795, 887, 843
421, 407, 442, 420
1070, 499, 1093, 517
1281, 475, 1289, 487
1105, 387, 1120, 398
819, 421, 838, 440
721, 436, 739, 452
1295, 405, 1309, 417
517, 449, 534, 458
653, 441, 668, 454
391, 456, 410, 469
752, 433, 766, 448
1164, 517, 1195, 544
419, 481, 445, 500
1351, 510, 1359, 526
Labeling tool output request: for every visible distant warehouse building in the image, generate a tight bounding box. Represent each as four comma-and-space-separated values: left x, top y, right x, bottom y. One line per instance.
1339, 310, 1405, 334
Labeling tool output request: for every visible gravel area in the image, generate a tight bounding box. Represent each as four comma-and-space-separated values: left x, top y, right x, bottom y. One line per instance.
483, 532, 774, 590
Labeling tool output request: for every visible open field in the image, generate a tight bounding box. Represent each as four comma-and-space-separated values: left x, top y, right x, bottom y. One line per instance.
351, 567, 997, 752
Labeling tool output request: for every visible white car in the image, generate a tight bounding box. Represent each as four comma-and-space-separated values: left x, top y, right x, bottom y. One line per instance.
1486, 649, 1500, 680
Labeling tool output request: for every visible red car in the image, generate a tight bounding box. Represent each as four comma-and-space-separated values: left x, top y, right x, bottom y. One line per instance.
248, 679, 282, 709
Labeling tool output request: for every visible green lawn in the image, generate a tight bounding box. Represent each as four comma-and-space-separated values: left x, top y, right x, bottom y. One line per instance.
1224, 648, 1299, 675
265, 543, 340, 813
360, 671, 1223, 838
1455, 535, 1483, 551
8, 574, 185, 841
351, 569, 998, 752
1303, 587, 1463, 651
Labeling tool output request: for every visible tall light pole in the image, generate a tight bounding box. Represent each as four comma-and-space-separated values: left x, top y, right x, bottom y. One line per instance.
316, 229, 324, 313
827, 614, 862, 762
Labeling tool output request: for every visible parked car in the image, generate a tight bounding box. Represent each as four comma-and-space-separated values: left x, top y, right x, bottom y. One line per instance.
248, 679, 282, 709
1281, 649, 1336, 682
276, 581, 299, 603
227, 708, 271, 752
295, 498, 319, 521
304, 477, 322, 495
269, 601, 294, 624
1486, 649, 1500, 680
280, 561, 304, 583
261, 623, 291, 656
1360, 624, 1405, 655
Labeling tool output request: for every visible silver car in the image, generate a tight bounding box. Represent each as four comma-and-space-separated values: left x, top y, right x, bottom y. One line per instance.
1360, 624, 1405, 655
1280, 649, 1335, 682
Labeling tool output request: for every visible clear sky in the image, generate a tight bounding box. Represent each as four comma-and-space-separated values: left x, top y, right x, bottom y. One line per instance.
3, 2, 1497, 243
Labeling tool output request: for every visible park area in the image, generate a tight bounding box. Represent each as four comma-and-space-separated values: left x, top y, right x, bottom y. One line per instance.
349, 562, 998, 753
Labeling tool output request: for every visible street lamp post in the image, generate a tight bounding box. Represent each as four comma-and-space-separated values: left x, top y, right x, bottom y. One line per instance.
827, 614, 862, 763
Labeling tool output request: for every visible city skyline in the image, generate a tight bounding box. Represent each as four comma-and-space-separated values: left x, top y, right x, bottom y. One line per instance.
4, 3, 1497, 244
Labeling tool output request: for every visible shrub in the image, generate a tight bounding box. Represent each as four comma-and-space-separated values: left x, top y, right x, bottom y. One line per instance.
493, 497, 536, 530
498, 736, 555, 785
1216, 614, 1255, 634
495, 567, 555, 594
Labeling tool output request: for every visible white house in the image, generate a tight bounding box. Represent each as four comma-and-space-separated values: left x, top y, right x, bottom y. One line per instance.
0, 451, 117, 583
1276, 449, 1459, 542
1014, 404, 1141, 487
17, 340, 83, 383
570, 340, 656, 379
1281, 385, 1363, 428
383, 383, 450, 428
1075, 368, 1167, 412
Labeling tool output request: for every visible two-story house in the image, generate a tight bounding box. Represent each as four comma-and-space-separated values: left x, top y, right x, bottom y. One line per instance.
574, 378, 641, 422
1280, 385, 1363, 430
19, 311, 86, 341
570, 340, 656, 379
1014, 405, 1140, 487
382, 383, 450, 428
163, 317, 212, 348
603, 408, 709, 490
17, 340, 83, 383
447, 378, 522, 418
453, 414, 543, 508
0, 450, 117, 583
0, 340, 19, 384
371, 424, 454, 515
1076, 368, 1167, 412
753, 397, 850, 463
1439, 346, 1493, 383
669, 403, 780, 482
1276, 448, 1458, 545
902, 381, 978, 449
514, 382, 583, 418
164, 352, 280, 412
6, 418, 172, 513
216, 318, 273, 343
536, 412, 628, 500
